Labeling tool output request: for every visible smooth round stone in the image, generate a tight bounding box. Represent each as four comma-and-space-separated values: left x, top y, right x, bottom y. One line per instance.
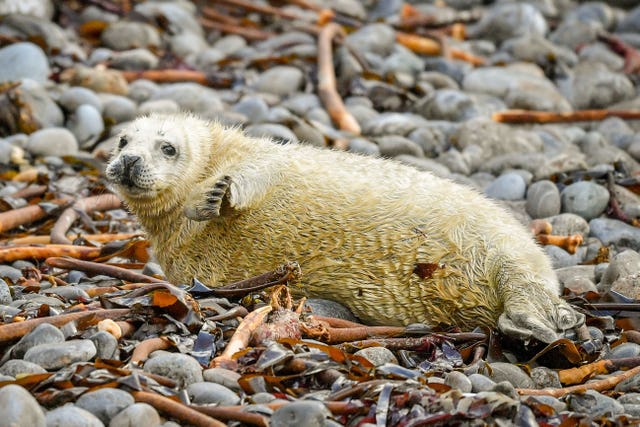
0, 384, 45, 427
468, 373, 497, 392
546, 213, 590, 239
58, 87, 103, 113
186, 382, 240, 405
561, 181, 609, 221
345, 23, 396, 56
470, 3, 547, 43
619, 392, 640, 405
375, 136, 424, 158
89, 331, 119, 360
526, 180, 561, 218
245, 124, 298, 144
76, 388, 134, 425
269, 401, 331, 427
600, 250, 640, 288
567, 390, 624, 417
0, 42, 49, 84
232, 97, 269, 124
0, 278, 10, 305
127, 79, 158, 103
202, 368, 241, 391
348, 138, 380, 156
108, 403, 160, 427
45, 405, 104, 427
281, 94, 320, 116
138, 99, 180, 115
212, 35, 246, 55
395, 155, 451, 177
590, 218, 640, 252
24, 339, 97, 370
444, 371, 473, 393
607, 343, 640, 360
545, 245, 586, 268
291, 119, 325, 147
486, 362, 534, 389
0, 360, 46, 377
354, 347, 398, 367
484, 172, 526, 201
150, 83, 223, 116
304, 298, 358, 322
143, 353, 203, 387
253, 66, 304, 97
491, 381, 518, 400
19, 80, 64, 128
67, 105, 105, 149
169, 31, 207, 58
26, 128, 78, 157
101, 95, 137, 124
567, 62, 634, 109
101, 21, 160, 50
110, 48, 159, 70
44, 286, 90, 301
12, 323, 64, 359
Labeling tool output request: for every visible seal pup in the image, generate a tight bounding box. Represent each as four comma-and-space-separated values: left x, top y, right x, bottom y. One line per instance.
106, 113, 584, 343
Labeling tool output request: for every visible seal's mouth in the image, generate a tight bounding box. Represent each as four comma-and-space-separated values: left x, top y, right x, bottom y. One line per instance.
106, 154, 154, 197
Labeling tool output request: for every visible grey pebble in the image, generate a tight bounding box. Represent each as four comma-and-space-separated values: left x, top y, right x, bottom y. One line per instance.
607, 342, 640, 360
24, 339, 97, 370
468, 373, 497, 392
546, 213, 590, 238
561, 181, 609, 221
101, 95, 138, 124
26, 128, 78, 157
545, 245, 587, 268
18, 80, 64, 128
567, 390, 624, 417
0, 42, 50, 84
345, 23, 396, 56
187, 382, 240, 405
101, 21, 160, 51
46, 405, 104, 427
484, 172, 526, 201
150, 83, 223, 116
526, 180, 561, 219
375, 135, 424, 158
44, 286, 90, 301
0, 278, 10, 305
486, 362, 534, 389
444, 371, 473, 393
600, 250, 640, 291
202, 367, 241, 392
67, 104, 105, 149
269, 401, 331, 427
470, 3, 547, 43
565, 62, 634, 109
590, 218, 640, 252
143, 352, 203, 387
530, 367, 561, 389
528, 395, 567, 413
12, 323, 64, 359
108, 403, 161, 427
58, 87, 103, 113
491, 381, 518, 400
89, 331, 119, 360
0, 359, 46, 377
304, 298, 359, 323
395, 155, 451, 177
109, 48, 159, 71
76, 388, 134, 425
232, 97, 269, 124
253, 66, 304, 97
245, 124, 298, 144
354, 347, 398, 367
138, 99, 180, 115
0, 384, 46, 427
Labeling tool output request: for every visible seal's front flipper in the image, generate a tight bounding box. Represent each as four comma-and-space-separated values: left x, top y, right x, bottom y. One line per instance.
185, 175, 232, 221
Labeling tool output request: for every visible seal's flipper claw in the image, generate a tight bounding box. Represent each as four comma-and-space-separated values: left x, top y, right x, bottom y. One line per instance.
498, 310, 560, 344
185, 176, 232, 221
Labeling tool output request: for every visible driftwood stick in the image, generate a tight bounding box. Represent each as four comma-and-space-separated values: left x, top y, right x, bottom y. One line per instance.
317, 23, 361, 134
493, 109, 640, 124
0, 198, 69, 234
46, 257, 165, 283
50, 194, 121, 244
132, 391, 226, 427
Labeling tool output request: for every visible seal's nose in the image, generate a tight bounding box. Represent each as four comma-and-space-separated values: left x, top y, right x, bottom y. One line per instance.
121, 154, 141, 171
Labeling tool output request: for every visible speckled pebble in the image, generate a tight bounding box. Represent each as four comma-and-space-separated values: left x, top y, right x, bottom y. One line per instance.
253, 66, 304, 97
486, 362, 534, 389
354, 347, 398, 367
468, 373, 497, 392
143, 352, 203, 387
202, 367, 242, 391
0, 359, 47, 377
89, 331, 119, 360
75, 388, 134, 425
607, 342, 640, 360
45, 405, 104, 427
530, 367, 561, 389
24, 339, 97, 370
590, 218, 640, 252
108, 403, 161, 427
0, 278, 10, 305
0, 384, 46, 427
567, 390, 624, 417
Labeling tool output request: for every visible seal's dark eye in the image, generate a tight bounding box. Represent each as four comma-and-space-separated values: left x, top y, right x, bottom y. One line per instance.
161, 144, 176, 157
118, 137, 128, 149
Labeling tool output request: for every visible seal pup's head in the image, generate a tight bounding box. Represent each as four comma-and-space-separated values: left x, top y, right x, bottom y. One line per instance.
106, 113, 211, 208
